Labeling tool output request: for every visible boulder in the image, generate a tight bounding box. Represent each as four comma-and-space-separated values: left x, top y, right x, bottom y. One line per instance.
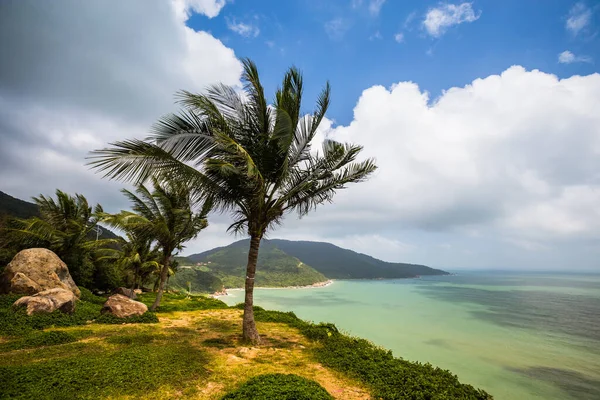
101, 294, 148, 318
1, 248, 80, 298
13, 288, 76, 315
114, 287, 137, 299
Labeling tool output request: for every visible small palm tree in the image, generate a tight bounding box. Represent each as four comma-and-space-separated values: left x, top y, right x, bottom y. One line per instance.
102, 179, 210, 311
90, 59, 377, 341
3, 190, 114, 286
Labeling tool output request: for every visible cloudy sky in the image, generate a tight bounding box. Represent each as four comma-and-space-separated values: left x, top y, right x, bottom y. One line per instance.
1, 0, 599, 271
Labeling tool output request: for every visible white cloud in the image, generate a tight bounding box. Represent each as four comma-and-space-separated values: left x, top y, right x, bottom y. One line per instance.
558, 50, 592, 64
369, 31, 383, 40
226, 17, 260, 38
317, 66, 600, 246
172, 0, 227, 20
0, 0, 242, 210
423, 2, 480, 38
394, 33, 405, 43
369, 0, 386, 16
566, 2, 593, 36
325, 18, 349, 40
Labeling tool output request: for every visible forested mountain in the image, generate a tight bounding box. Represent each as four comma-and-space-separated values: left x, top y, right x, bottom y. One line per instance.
187, 238, 448, 282
187, 240, 327, 288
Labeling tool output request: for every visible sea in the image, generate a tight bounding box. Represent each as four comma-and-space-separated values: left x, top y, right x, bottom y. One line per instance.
218, 271, 600, 400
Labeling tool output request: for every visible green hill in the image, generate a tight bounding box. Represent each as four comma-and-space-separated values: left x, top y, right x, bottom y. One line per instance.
187, 240, 328, 288
187, 238, 448, 283
168, 267, 225, 294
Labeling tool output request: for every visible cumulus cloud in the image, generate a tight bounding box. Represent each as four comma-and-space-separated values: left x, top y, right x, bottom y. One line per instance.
226, 17, 260, 38
310, 67, 600, 247
423, 2, 480, 38
558, 50, 592, 64
566, 2, 593, 36
0, 0, 242, 212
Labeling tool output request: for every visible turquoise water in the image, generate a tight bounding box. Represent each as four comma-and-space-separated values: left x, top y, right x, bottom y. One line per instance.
219, 272, 600, 400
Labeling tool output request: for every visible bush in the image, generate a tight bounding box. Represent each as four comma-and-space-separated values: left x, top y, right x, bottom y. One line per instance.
78, 287, 107, 305
0, 330, 78, 351
221, 374, 333, 400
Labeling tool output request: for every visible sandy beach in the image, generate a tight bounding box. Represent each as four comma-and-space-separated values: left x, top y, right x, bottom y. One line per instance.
214, 279, 334, 297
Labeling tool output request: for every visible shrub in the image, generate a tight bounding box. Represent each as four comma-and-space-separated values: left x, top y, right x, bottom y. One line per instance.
221, 374, 333, 400
78, 287, 107, 305
0, 330, 78, 351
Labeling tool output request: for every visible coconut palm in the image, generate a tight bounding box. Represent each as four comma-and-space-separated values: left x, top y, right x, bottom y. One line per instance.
102, 178, 210, 311
89, 59, 377, 341
2, 190, 114, 286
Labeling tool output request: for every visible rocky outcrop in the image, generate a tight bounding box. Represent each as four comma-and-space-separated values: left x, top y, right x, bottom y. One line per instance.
114, 287, 137, 299
13, 288, 76, 315
101, 294, 148, 318
1, 248, 81, 298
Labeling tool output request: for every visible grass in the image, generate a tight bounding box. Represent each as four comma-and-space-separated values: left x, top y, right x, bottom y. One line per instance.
0, 292, 493, 399
137, 291, 229, 312
222, 373, 334, 399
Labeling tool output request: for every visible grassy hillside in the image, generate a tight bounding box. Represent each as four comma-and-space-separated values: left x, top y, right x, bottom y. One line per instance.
0, 292, 492, 399
188, 239, 448, 281
169, 267, 225, 294
188, 240, 328, 288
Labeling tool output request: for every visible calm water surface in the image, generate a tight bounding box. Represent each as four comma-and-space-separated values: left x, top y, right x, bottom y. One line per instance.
219, 272, 600, 400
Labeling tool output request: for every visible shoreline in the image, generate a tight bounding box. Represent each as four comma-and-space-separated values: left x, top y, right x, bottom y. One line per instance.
212, 279, 334, 297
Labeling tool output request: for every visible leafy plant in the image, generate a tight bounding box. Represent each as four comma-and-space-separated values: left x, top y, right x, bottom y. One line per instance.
221, 374, 333, 400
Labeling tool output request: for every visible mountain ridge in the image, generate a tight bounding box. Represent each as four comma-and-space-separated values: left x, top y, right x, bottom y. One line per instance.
186, 238, 448, 281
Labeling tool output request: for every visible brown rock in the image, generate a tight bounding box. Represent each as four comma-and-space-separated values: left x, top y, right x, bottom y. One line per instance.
13, 288, 76, 315
101, 294, 148, 318
1, 248, 80, 298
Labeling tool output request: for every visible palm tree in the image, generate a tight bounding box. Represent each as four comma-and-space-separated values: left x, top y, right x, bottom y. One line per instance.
89, 59, 377, 342
102, 179, 210, 311
3, 190, 114, 286
102, 230, 160, 297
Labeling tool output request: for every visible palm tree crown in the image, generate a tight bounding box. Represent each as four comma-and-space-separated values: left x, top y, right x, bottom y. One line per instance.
90, 59, 377, 340
101, 178, 209, 310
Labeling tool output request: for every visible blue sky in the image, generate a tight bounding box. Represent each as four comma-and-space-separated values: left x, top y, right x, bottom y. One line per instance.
1, 1, 599, 270
187, 0, 600, 125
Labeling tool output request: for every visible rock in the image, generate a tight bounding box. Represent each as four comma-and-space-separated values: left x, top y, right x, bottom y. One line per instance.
13, 288, 76, 315
114, 287, 137, 299
1, 248, 81, 298
101, 294, 148, 318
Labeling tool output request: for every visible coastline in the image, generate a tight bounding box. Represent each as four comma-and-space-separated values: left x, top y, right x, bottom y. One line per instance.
212, 279, 334, 297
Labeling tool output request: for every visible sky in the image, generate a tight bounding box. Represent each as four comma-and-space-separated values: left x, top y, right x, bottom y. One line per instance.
1, 0, 599, 271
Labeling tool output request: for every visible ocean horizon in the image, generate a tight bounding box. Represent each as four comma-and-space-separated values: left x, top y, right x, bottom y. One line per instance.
218, 271, 600, 400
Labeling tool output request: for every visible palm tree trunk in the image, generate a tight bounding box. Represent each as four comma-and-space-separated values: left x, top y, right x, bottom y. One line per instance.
150, 254, 170, 312
243, 234, 262, 343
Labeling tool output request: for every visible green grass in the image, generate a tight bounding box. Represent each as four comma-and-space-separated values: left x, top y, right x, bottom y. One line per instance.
0, 290, 158, 337
0, 328, 210, 400
221, 373, 334, 400
137, 291, 229, 312
0, 330, 78, 352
